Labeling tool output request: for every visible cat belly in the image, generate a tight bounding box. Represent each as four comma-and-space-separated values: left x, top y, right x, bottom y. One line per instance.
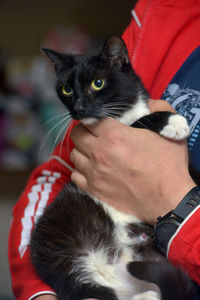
67, 194, 157, 299
30, 184, 193, 300
30, 184, 158, 299
71, 242, 159, 300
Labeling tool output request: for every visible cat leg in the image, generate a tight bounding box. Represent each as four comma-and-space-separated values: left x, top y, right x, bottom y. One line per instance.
132, 111, 190, 140
159, 114, 189, 140
128, 260, 194, 300
57, 280, 117, 300
132, 290, 160, 300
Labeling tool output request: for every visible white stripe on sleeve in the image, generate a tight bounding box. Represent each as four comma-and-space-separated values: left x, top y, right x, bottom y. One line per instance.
18, 170, 61, 258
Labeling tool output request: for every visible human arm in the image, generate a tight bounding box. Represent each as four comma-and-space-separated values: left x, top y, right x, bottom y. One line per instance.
8, 122, 77, 300
70, 100, 195, 224
69, 100, 200, 284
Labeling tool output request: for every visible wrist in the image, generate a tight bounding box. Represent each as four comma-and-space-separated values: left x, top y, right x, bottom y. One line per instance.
156, 175, 196, 221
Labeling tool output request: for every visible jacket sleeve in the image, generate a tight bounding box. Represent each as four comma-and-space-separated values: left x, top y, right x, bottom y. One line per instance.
8, 121, 77, 300
167, 206, 200, 285
123, 1, 200, 285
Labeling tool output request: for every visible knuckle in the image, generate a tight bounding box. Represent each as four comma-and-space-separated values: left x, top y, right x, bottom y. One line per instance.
92, 150, 106, 164
71, 170, 88, 191
70, 170, 78, 183
70, 149, 75, 162
106, 129, 124, 148
70, 148, 81, 166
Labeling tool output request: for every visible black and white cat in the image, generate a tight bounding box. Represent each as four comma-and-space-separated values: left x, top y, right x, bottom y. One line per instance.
30, 35, 193, 300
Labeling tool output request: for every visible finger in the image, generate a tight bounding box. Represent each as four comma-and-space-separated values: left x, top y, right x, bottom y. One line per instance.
70, 148, 90, 174
71, 169, 88, 192
70, 123, 96, 156
148, 99, 176, 113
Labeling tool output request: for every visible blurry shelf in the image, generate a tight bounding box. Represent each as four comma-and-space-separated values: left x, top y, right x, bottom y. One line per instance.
0, 169, 33, 198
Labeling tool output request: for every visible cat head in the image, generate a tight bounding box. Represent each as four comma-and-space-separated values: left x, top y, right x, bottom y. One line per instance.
43, 35, 145, 122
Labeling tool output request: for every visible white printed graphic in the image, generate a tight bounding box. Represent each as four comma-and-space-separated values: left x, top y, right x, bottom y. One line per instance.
18, 170, 61, 258
163, 83, 200, 133
163, 83, 200, 156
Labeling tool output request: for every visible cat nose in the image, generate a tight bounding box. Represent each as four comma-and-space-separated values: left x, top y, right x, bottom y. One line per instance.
73, 99, 84, 112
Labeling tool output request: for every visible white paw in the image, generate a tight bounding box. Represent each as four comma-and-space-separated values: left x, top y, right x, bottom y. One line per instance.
160, 114, 190, 140
132, 290, 160, 300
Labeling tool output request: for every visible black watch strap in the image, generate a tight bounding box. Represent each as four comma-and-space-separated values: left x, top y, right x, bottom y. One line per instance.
154, 186, 200, 255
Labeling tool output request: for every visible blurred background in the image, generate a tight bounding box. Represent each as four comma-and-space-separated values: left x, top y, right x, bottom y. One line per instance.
0, 0, 136, 299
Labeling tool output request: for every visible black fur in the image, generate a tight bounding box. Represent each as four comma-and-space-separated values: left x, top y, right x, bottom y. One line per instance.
30, 35, 195, 299
31, 184, 118, 299
43, 35, 149, 121
128, 260, 194, 300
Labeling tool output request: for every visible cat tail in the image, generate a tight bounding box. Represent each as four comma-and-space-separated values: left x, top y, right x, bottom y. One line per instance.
127, 260, 195, 300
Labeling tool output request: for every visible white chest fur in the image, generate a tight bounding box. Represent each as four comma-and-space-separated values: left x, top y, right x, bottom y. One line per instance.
117, 98, 150, 126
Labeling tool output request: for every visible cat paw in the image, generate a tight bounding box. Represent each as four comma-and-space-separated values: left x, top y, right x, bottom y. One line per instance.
159, 114, 190, 140
132, 290, 160, 300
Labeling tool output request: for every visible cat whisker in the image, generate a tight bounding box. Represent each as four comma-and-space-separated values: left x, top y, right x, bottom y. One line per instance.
37, 115, 71, 159
98, 111, 119, 120
133, 119, 150, 130
102, 103, 133, 109
97, 110, 152, 130
59, 119, 74, 164
103, 101, 133, 106
100, 106, 155, 131
41, 112, 71, 129
134, 115, 157, 130
50, 121, 69, 158
99, 108, 123, 119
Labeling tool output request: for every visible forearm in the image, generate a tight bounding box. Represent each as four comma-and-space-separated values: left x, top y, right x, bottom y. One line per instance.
69, 99, 200, 284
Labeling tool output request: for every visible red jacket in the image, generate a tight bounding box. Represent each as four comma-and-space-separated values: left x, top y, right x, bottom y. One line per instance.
8, 0, 200, 299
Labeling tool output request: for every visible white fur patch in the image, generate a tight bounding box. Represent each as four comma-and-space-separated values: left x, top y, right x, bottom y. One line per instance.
72, 247, 160, 300
117, 98, 150, 126
92, 196, 141, 251
72, 247, 143, 300
160, 114, 190, 140
69, 193, 148, 299
132, 290, 161, 300
99, 200, 141, 226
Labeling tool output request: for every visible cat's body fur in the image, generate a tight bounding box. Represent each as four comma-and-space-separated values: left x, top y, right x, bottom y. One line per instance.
30, 36, 194, 300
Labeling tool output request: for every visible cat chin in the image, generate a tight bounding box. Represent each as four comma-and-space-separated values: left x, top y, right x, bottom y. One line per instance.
80, 118, 99, 126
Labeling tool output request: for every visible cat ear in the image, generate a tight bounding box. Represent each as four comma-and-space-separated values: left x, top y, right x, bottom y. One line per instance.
42, 48, 74, 74
100, 35, 129, 67
42, 48, 67, 64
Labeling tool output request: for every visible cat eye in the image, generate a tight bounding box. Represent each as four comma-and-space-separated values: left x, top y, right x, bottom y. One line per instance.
91, 79, 105, 91
62, 85, 73, 96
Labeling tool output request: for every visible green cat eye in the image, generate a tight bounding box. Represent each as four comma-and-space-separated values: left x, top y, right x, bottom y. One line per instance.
62, 85, 73, 96
91, 79, 104, 91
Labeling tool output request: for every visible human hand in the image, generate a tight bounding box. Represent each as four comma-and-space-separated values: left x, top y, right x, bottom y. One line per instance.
70, 100, 196, 224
